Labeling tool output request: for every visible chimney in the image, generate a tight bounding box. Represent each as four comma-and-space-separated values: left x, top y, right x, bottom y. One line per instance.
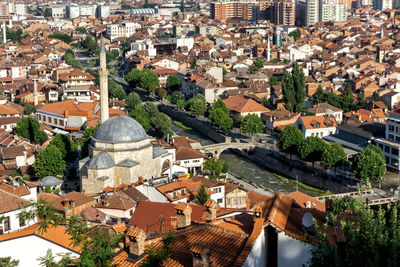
204, 199, 217, 222
253, 206, 263, 221
70, 200, 76, 208
127, 228, 146, 258
113, 187, 116, 194
61, 199, 71, 209
306, 201, 311, 208
175, 203, 192, 228
191, 243, 211, 267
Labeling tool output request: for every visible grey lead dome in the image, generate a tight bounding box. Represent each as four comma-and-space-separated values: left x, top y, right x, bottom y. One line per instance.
88, 152, 114, 169
93, 116, 148, 143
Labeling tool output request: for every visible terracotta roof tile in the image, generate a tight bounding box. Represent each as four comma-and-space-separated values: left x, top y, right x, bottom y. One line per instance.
223, 95, 270, 113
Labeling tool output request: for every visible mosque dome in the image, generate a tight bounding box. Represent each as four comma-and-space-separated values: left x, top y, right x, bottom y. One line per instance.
88, 152, 114, 169
93, 116, 148, 143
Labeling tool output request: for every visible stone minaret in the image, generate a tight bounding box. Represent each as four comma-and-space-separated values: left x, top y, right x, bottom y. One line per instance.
2, 21, 6, 44
33, 79, 38, 106
267, 36, 271, 62
99, 36, 109, 123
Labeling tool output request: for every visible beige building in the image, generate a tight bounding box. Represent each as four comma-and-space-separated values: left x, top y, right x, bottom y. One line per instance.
79, 116, 173, 194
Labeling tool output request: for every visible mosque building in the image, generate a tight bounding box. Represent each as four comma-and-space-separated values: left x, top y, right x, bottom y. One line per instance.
78, 37, 173, 194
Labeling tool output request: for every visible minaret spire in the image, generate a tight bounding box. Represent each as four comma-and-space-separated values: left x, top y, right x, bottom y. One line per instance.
2, 21, 6, 44
99, 35, 109, 123
267, 36, 271, 62
33, 79, 38, 106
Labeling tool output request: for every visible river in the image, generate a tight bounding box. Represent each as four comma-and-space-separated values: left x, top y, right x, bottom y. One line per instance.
171, 123, 320, 196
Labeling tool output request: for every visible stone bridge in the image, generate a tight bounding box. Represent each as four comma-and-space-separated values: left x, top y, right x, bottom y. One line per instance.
199, 142, 256, 159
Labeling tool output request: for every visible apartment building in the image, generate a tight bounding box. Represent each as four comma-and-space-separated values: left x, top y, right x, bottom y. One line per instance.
306, 0, 319, 26
274, 0, 296, 26
210, 0, 259, 21
106, 22, 140, 41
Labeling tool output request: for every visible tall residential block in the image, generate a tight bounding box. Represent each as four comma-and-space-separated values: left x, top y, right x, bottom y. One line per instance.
306, 0, 319, 26
210, 0, 259, 21
274, 0, 296, 26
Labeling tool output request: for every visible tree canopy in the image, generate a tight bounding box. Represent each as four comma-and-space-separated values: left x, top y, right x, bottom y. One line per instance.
14, 117, 48, 144
126, 92, 142, 111
187, 94, 207, 116
299, 136, 326, 165
208, 99, 233, 132
151, 113, 173, 138
321, 142, 346, 169
194, 184, 210, 205
125, 68, 142, 88
352, 145, 385, 183
140, 69, 159, 92
203, 158, 229, 178
108, 79, 126, 100
240, 114, 264, 135
48, 32, 72, 43
79, 124, 100, 159
170, 91, 185, 105
282, 63, 305, 112
166, 74, 181, 91
129, 107, 151, 132
49, 134, 76, 161
33, 145, 66, 179
277, 125, 304, 156
82, 36, 98, 55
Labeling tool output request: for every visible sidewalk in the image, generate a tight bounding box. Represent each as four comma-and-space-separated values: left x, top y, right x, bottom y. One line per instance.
225, 172, 275, 197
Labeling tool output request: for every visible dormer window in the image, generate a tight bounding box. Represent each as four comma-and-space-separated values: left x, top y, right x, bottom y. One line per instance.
311, 120, 320, 128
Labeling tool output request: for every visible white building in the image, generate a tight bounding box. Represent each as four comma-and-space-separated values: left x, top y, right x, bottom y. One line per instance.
375, 111, 400, 171
96, 5, 110, 18
66, 5, 80, 18
373, 0, 392, 10
306, 0, 319, 26
296, 115, 338, 138
79, 4, 96, 17
129, 39, 157, 58
320, 2, 347, 22
13, 3, 25, 16
106, 22, 141, 41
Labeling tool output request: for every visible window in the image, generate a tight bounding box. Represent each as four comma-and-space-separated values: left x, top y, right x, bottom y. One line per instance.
392, 148, 399, 156
130, 210, 133, 216
47, 116, 51, 123
385, 146, 390, 153
233, 198, 241, 205
389, 134, 394, 141
226, 198, 231, 205
184, 161, 189, 164
392, 158, 399, 167
19, 216, 26, 227
217, 198, 223, 204
4, 216, 10, 231
389, 125, 395, 132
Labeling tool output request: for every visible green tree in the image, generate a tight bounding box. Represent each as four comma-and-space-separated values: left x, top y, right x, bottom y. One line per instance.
180, 0, 185, 12
352, 145, 385, 183
143, 102, 160, 119
210, 98, 229, 114
332, 196, 360, 214
14, 117, 48, 144
299, 136, 326, 166
126, 92, 142, 111
209, 108, 233, 132
33, 145, 66, 179
282, 70, 295, 112
309, 204, 400, 267
254, 60, 264, 69
268, 76, 279, 87
288, 30, 299, 41
372, 91, 381, 101
166, 74, 181, 91
321, 142, 346, 169
190, 58, 197, 69
241, 114, 264, 135
37, 249, 57, 267
79, 124, 100, 159
170, 91, 185, 105
139, 232, 176, 267
48, 32, 72, 43
140, 69, 159, 91
343, 82, 353, 96
82, 36, 98, 55
187, 94, 206, 116
312, 86, 325, 104
76, 27, 86, 34
125, 68, 142, 88
203, 158, 229, 178
151, 113, 173, 138
292, 62, 306, 112
108, 79, 126, 100
156, 88, 167, 99
194, 184, 210, 205
176, 99, 186, 109
129, 107, 150, 132
277, 125, 303, 157
0, 257, 19, 267
49, 134, 76, 161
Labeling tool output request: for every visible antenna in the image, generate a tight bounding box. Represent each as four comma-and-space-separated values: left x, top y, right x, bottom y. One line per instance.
302, 212, 313, 227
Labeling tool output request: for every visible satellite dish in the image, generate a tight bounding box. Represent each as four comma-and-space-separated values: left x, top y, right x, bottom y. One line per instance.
302, 212, 313, 227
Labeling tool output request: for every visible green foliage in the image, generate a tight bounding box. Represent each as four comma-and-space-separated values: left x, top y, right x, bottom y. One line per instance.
156, 88, 167, 99
166, 74, 181, 91
187, 94, 206, 116
33, 145, 66, 179
125, 68, 142, 88
18, 199, 124, 266
140, 69, 159, 92
268, 76, 279, 87
63, 50, 83, 70
203, 158, 229, 178
241, 114, 264, 135
0, 256, 19, 267
180, 0, 185, 12
4, 27, 29, 43
209, 99, 232, 132
321, 142, 346, 169
14, 117, 48, 144
288, 30, 299, 41
309, 205, 400, 267
299, 136, 326, 164
21, 101, 35, 115
352, 145, 385, 182
372, 91, 381, 101
143, 102, 160, 118
190, 58, 197, 69
261, 98, 273, 109
108, 79, 126, 100
79, 124, 100, 159
277, 125, 304, 155
254, 60, 264, 69
282, 63, 305, 112
82, 36, 98, 55
126, 92, 142, 111
194, 184, 210, 206
151, 113, 173, 138
129, 107, 151, 132
76, 27, 86, 34
332, 196, 360, 214
48, 32, 72, 43
170, 91, 185, 105
106, 50, 119, 63
49, 134, 76, 161
139, 232, 176, 267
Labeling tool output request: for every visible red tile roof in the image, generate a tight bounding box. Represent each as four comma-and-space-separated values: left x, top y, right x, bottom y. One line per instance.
223, 95, 270, 114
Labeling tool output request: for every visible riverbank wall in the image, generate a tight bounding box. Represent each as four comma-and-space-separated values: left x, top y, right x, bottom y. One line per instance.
160, 104, 355, 194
